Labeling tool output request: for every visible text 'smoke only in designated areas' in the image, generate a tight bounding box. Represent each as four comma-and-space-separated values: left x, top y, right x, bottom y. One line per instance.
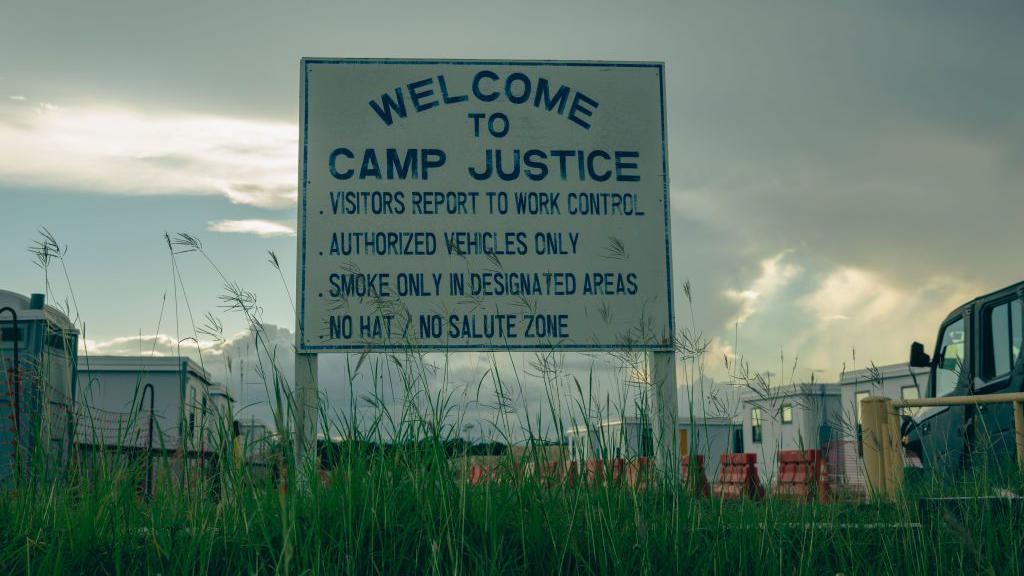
297, 59, 672, 352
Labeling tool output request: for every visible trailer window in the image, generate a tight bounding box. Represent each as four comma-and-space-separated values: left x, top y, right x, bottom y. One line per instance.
934, 317, 965, 397
982, 301, 1014, 380
751, 408, 762, 444
780, 403, 793, 424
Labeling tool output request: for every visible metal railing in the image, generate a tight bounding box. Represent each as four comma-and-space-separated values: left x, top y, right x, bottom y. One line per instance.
861, 392, 1024, 501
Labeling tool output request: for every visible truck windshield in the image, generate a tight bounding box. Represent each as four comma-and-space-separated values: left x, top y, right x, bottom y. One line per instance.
934, 317, 965, 397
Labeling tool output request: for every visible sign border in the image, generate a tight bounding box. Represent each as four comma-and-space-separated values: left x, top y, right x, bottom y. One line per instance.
297, 58, 674, 352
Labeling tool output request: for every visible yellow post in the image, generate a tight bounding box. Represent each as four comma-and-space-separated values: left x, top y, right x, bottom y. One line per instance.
882, 399, 904, 497
860, 396, 886, 498
1015, 401, 1024, 475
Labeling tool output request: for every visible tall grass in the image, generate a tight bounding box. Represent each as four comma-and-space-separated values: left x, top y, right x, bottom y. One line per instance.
1, 231, 1023, 574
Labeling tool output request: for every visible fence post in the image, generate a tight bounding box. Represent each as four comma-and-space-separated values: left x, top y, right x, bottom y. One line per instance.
861, 396, 904, 502
861, 396, 883, 498
882, 399, 904, 497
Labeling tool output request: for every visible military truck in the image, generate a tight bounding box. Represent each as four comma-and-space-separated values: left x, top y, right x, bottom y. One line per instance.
903, 281, 1024, 474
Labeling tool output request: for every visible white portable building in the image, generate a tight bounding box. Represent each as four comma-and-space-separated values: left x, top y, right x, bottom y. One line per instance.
565, 415, 736, 479
76, 356, 222, 453
0, 290, 79, 481
740, 383, 842, 483
830, 363, 929, 493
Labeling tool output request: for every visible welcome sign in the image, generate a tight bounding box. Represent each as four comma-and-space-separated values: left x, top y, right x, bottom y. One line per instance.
297, 59, 672, 351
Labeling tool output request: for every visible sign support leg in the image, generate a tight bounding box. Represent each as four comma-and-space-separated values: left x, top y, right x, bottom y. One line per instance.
295, 352, 319, 478
650, 350, 680, 482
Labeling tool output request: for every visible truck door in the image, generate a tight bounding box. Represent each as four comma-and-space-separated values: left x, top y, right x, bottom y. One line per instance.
973, 293, 1024, 472
916, 313, 971, 472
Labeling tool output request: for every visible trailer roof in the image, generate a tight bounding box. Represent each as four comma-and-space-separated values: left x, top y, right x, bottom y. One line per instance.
739, 382, 840, 403
0, 289, 76, 330
78, 355, 213, 385
839, 363, 929, 385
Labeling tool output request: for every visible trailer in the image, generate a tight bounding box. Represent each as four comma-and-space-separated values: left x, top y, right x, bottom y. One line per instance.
0, 290, 78, 483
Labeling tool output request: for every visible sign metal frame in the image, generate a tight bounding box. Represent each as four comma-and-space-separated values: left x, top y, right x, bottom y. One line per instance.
296, 58, 674, 353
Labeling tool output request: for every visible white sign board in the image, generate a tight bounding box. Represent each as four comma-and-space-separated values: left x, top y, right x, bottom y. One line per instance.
297, 59, 673, 352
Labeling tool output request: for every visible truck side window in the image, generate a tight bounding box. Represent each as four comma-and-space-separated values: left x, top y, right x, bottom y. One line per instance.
983, 301, 1014, 380
934, 317, 965, 397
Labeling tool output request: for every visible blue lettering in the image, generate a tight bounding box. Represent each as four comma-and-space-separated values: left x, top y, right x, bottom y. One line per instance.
386, 148, 418, 179
360, 149, 381, 179
472, 70, 500, 102
615, 151, 640, 182
523, 150, 548, 181
422, 149, 446, 178
568, 91, 599, 129
533, 78, 569, 114
587, 150, 611, 182
328, 147, 354, 179
368, 88, 407, 126
438, 75, 468, 104
505, 72, 531, 104
408, 78, 438, 112
468, 149, 492, 180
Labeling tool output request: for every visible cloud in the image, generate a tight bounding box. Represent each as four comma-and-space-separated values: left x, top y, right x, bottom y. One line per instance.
801, 267, 904, 325
729, 258, 981, 379
795, 268, 979, 369
77, 324, 687, 441
208, 219, 295, 237
0, 101, 297, 208
82, 333, 233, 358
723, 251, 801, 326
8, 96, 26, 101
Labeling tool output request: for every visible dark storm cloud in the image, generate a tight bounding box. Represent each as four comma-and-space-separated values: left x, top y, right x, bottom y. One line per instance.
7, 1, 1024, 416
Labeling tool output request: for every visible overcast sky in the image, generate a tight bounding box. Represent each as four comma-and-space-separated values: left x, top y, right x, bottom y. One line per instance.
2, 1, 1021, 436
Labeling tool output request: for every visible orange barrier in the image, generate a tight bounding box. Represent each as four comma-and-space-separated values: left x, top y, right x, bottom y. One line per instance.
681, 455, 710, 497
773, 449, 830, 503
714, 453, 764, 500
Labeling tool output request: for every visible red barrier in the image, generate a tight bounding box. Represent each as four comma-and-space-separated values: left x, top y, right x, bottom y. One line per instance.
682, 455, 711, 497
584, 458, 652, 488
714, 453, 764, 500
540, 460, 579, 487
622, 457, 653, 489
774, 449, 830, 503
585, 458, 624, 486
468, 463, 498, 486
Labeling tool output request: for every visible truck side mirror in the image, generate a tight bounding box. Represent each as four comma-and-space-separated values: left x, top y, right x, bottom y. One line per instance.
910, 341, 931, 368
